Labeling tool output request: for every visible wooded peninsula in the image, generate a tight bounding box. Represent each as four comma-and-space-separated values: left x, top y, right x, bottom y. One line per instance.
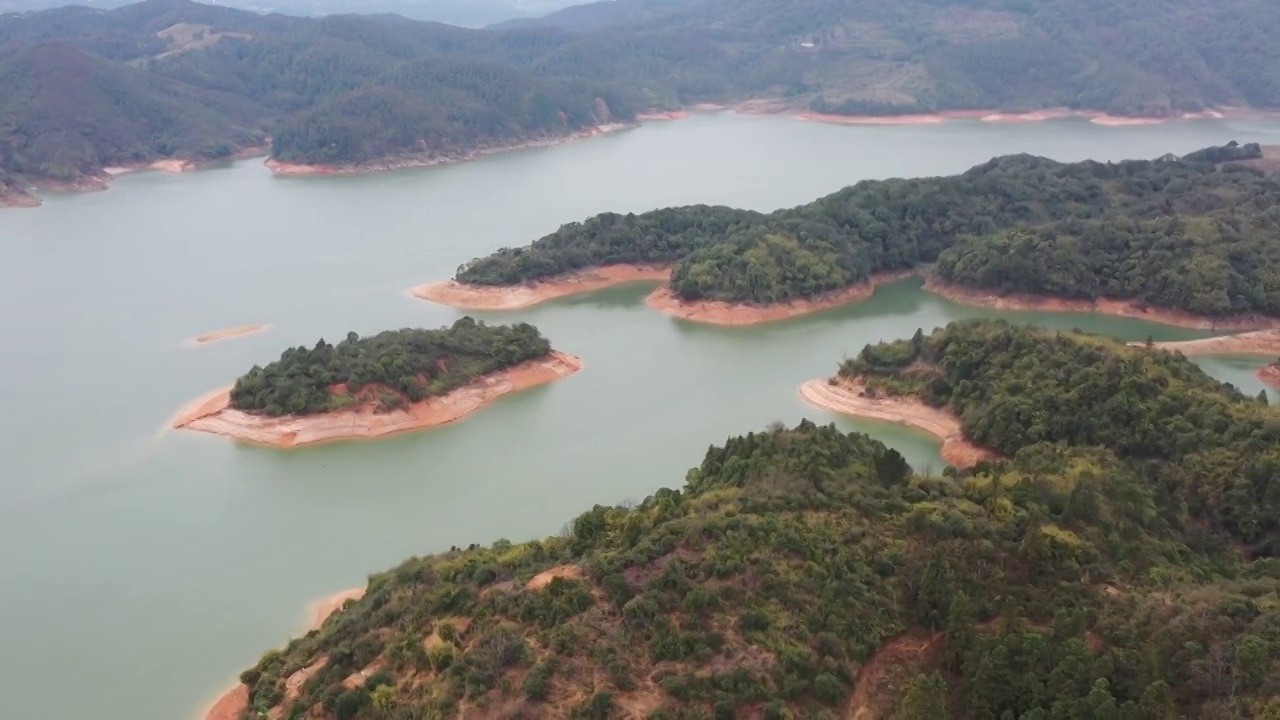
171, 318, 580, 447
208, 408, 1280, 719
424, 142, 1280, 327
826, 319, 1280, 553
5, 0, 1280, 201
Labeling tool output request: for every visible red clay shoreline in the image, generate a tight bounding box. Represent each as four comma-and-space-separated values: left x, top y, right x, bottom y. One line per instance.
200, 587, 366, 720
412, 264, 672, 310
1138, 331, 1280, 388
413, 265, 918, 324
1259, 363, 1280, 389
643, 269, 919, 325
171, 350, 582, 447
799, 377, 996, 469
416, 267, 1280, 331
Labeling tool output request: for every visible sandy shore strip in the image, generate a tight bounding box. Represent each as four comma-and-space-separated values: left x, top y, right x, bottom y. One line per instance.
923, 277, 1280, 332
172, 351, 582, 447
200, 586, 366, 720
637, 110, 691, 121
1140, 329, 1280, 388
795, 107, 1240, 127
644, 269, 919, 325
1141, 330, 1280, 357
412, 264, 672, 311
800, 378, 995, 469
183, 324, 270, 347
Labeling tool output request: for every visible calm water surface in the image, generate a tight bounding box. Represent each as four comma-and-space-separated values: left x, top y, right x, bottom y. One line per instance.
2, 113, 1279, 719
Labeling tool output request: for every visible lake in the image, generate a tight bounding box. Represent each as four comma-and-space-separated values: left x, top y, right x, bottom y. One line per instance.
1, 111, 1278, 720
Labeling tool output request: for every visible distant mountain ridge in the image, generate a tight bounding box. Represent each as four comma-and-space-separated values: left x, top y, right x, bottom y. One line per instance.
3, 0, 1280, 204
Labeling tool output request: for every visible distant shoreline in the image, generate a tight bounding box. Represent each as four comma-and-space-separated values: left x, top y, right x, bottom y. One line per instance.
264, 123, 633, 176
6, 103, 1271, 209
4, 144, 271, 208
798, 377, 995, 468
794, 106, 1252, 127
200, 587, 366, 720
171, 351, 582, 448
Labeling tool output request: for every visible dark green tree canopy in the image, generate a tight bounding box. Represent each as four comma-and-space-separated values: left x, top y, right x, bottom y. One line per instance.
231, 419, 1280, 719
842, 318, 1280, 552
230, 317, 552, 416
460, 143, 1280, 315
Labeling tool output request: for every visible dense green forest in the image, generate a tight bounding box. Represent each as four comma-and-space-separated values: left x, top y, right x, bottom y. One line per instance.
230, 418, 1280, 719
5, 0, 1280, 182
842, 319, 1280, 554
229, 318, 551, 416
459, 143, 1280, 315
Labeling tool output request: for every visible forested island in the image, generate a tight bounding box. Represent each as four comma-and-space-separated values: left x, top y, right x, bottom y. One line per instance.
5, 0, 1280, 195
425, 143, 1280, 327
172, 318, 580, 447
205, 408, 1280, 719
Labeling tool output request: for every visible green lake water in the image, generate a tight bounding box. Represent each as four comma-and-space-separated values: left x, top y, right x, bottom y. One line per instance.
1, 112, 1278, 719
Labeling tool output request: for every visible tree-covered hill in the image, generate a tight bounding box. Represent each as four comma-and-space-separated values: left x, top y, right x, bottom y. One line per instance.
229, 318, 553, 416
0, 40, 266, 181
0, 0, 652, 180
6, 0, 1280, 185
841, 318, 1280, 554
228, 418, 1280, 719
507, 0, 1280, 117
457, 143, 1280, 316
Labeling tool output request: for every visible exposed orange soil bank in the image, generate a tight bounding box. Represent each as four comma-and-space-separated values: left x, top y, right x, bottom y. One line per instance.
644, 269, 918, 325
799, 378, 995, 469
103, 158, 197, 175
636, 110, 691, 121
201, 587, 366, 720
1144, 330, 1280, 357
412, 264, 672, 311
923, 277, 1280, 332
1142, 330, 1280, 387
306, 587, 367, 629
1259, 363, 1280, 389
796, 107, 1239, 127
184, 323, 269, 347
265, 124, 632, 176
172, 351, 582, 447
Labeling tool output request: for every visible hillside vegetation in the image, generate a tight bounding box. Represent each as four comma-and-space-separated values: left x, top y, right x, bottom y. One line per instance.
230, 418, 1280, 719
507, 0, 1280, 118
458, 143, 1280, 317
229, 318, 552, 416
5, 0, 1280, 182
841, 319, 1280, 554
